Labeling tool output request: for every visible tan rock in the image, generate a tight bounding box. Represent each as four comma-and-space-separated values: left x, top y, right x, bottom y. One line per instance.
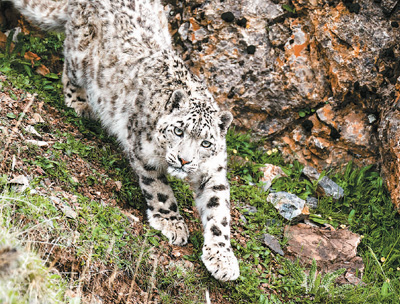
284, 223, 364, 284
259, 164, 287, 191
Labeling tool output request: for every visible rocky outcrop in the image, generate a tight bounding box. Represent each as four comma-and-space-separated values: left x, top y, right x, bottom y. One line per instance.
164, 0, 400, 210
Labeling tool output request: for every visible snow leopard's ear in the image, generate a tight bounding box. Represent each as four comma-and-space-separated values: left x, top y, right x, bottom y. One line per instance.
165, 89, 188, 113
218, 111, 233, 136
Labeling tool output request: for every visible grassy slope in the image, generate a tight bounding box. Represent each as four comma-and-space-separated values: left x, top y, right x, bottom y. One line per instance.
1, 30, 400, 303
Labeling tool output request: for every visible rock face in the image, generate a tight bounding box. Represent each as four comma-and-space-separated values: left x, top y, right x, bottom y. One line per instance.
163, 0, 400, 210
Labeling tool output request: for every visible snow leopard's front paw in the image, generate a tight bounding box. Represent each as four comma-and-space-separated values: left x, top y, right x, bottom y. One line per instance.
148, 215, 189, 246
202, 244, 240, 281
70, 102, 95, 119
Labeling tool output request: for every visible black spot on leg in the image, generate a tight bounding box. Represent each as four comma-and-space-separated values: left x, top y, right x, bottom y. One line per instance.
207, 197, 220, 208
221, 217, 228, 227
143, 190, 153, 200
218, 242, 225, 247
157, 193, 169, 203
158, 175, 169, 185
147, 205, 154, 211
224, 235, 229, 240
199, 176, 211, 191
207, 215, 214, 221
212, 184, 227, 191
159, 208, 170, 214
170, 216, 177, 221
144, 164, 157, 171
153, 214, 161, 218
170, 202, 178, 212
211, 225, 222, 236
217, 166, 224, 172
141, 176, 155, 185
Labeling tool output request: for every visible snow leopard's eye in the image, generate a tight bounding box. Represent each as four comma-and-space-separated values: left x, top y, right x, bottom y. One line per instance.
174, 127, 183, 137
201, 140, 212, 148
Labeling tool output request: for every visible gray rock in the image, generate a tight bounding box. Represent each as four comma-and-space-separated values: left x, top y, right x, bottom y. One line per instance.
242, 205, 257, 215
265, 218, 279, 227
306, 196, 318, 209
318, 176, 344, 200
262, 233, 284, 256
60, 204, 77, 219
267, 191, 307, 221
302, 166, 344, 200
302, 166, 320, 180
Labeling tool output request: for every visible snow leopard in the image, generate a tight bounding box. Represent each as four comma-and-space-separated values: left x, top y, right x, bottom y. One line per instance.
8, 0, 240, 281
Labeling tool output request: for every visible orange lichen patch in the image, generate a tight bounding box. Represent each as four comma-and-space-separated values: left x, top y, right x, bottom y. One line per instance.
293, 42, 307, 57
316, 104, 338, 129
302, 205, 310, 215
282, 135, 298, 152
307, 114, 332, 136
266, 122, 282, 136
275, 56, 285, 67
189, 17, 200, 31
327, 65, 341, 93
292, 129, 304, 142
341, 112, 370, 145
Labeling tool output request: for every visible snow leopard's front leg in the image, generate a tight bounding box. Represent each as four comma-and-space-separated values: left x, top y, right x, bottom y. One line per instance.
133, 158, 189, 246
191, 159, 240, 281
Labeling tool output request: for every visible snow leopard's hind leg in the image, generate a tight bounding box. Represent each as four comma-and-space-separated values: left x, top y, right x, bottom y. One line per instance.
62, 64, 95, 119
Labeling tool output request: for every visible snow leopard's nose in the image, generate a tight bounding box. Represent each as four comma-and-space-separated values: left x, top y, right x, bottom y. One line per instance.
178, 156, 191, 166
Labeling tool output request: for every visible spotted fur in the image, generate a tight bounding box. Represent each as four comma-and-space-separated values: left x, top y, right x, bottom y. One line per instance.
10, 0, 239, 281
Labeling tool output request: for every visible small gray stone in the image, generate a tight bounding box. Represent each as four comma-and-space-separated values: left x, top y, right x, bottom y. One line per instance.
265, 219, 278, 227
318, 176, 344, 200
178, 22, 190, 41
267, 192, 307, 221
262, 233, 284, 256
302, 166, 344, 200
302, 166, 321, 180
242, 205, 257, 215
60, 204, 77, 219
306, 197, 318, 209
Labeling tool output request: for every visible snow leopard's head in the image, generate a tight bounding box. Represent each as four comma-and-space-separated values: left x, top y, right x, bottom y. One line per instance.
157, 89, 233, 179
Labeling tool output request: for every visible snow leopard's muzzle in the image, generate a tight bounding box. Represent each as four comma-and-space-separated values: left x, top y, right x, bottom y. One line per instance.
166, 152, 198, 179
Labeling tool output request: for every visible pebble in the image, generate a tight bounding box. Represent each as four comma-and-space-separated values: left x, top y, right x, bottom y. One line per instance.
267, 191, 307, 221
262, 233, 284, 256
306, 196, 318, 209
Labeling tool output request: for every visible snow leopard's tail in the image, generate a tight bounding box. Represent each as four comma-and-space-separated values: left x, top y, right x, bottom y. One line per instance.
7, 0, 68, 32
